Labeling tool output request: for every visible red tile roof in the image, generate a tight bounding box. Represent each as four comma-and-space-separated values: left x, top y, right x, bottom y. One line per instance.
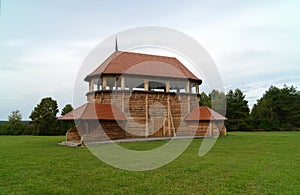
85, 51, 201, 82
185, 106, 227, 121
58, 103, 126, 121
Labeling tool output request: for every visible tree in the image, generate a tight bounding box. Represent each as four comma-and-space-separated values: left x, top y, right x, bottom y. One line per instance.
8, 110, 22, 122
30, 97, 59, 135
1, 110, 24, 135
225, 89, 251, 131
210, 90, 226, 116
199, 90, 226, 115
61, 104, 73, 116
59, 104, 74, 135
199, 92, 211, 107
251, 85, 300, 130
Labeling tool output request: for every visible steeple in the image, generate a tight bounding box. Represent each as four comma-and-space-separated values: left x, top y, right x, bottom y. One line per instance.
115, 37, 118, 51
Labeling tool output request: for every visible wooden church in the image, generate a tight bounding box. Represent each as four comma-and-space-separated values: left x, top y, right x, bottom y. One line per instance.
59, 45, 227, 143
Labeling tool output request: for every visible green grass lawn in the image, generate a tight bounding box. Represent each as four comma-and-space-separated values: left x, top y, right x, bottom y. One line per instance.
0, 132, 300, 194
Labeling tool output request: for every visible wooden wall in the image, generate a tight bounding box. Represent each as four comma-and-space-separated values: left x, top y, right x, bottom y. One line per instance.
65, 91, 226, 142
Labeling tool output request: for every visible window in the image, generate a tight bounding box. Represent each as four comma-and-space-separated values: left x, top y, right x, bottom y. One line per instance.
106, 77, 115, 90
149, 80, 166, 92
126, 77, 145, 91
170, 80, 186, 93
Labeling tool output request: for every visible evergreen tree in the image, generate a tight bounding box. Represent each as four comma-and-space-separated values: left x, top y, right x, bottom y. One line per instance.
251, 85, 300, 130
30, 97, 59, 135
210, 89, 226, 115
61, 104, 73, 116
59, 104, 74, 135
199, 92, 211, 107
226, 89, 251, 131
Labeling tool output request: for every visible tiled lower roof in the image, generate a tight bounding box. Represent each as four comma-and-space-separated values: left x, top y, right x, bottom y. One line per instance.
185, 106, 227, 121
58, 103, 126, 121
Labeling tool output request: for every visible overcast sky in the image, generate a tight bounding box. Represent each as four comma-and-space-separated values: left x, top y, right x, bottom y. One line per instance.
1, 0, 300, 120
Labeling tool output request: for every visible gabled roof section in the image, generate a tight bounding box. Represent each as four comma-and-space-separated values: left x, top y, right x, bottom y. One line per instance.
185, 106, 227, 121
58, 103, 126, 121
84, 51, 201, 82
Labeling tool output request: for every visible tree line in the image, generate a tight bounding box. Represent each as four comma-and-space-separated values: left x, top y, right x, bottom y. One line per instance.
0, 97, 73, 135
201, 85, 300, 131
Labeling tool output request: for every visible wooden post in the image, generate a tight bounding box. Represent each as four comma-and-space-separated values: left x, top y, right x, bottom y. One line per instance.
196, 84, 199, 94
89, 79, 94, 92
145, 93, 149, 137
186, 81, 190, 93
102, 77, 107, 90
121, 92, 125, 112
144, 79, 149, 91
163, 119, 166, 136
166, 81, 170, 92
121, 76, 125, 90
168, 96, 171, 136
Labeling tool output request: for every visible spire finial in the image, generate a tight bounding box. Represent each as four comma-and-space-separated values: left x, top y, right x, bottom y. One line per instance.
115, 37, 118, 51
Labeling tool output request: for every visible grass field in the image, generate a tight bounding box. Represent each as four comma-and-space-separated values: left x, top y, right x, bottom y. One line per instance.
0, 132, 300, 194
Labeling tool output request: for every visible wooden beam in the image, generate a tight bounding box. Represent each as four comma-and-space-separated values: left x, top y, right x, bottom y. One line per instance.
186, 81, 190, 93
167, 95, 171, 136
121, 92, 124, 112
144, 79, 149, 91
145, 93, 149, 137
166, 81, 170, 92
102, 77, 107, 90
169, 106, 176, 137
121, 76, 125, 90
89, 79, 94, 92
187, 96, 191, 113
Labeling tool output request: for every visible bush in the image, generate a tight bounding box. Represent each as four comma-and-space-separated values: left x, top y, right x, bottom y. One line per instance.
23, 124, 35, 135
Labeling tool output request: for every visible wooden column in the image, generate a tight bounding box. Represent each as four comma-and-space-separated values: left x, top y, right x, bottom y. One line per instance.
121, 92, 124, 112
89, 79, 94, 92
196, 84, 199, 94
144, 79, 149, 91
166, 81, 170, 92
121, 76, 125, 90
167, 95, 171, 136
145, 93, 149, 137
186, 81, 190, 93
102, 77, 107, 90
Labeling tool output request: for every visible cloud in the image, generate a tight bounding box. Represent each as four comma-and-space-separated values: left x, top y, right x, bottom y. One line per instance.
0, 39, 101, 119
